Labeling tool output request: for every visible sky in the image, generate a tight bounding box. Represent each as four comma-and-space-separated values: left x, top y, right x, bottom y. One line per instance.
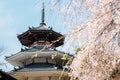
0, 0, 67, 71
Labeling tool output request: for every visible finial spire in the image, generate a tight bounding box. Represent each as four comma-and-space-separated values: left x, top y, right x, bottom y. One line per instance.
40, 2, 46, 26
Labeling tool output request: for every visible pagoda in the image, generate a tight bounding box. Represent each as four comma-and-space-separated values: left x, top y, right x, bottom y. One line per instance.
6, 3, 70, 80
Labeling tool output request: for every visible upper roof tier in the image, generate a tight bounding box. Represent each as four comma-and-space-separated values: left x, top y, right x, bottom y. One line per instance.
17, 25, 64, 47
17, 3, 64, 47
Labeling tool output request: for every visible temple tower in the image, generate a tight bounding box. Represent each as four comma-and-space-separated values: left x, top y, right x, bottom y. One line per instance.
6, 3, 70, 80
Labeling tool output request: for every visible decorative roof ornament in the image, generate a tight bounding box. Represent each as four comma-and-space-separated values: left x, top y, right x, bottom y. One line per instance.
40, 2, 46, 26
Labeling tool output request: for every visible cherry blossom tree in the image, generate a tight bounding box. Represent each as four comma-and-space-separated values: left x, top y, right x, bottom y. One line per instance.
50, 0, 120, 80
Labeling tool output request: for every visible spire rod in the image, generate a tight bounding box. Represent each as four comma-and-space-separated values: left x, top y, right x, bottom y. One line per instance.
41, 2, 45, 24
40, 2, 46, 26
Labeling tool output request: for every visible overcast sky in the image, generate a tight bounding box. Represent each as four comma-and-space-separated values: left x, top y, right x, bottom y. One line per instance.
0, 0, 66, 71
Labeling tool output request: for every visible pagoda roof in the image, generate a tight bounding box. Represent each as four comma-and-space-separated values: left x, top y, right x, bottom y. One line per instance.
5, 46, 71, 67
17, 26, 64, 47
24, 63, 62, 69
12, 63, 63, 72
8, 63, 68, 79
31, 25, 48, 30
20, 46, 65, 53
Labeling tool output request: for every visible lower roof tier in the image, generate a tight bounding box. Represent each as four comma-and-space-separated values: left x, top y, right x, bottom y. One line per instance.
13, 63, 63, 72
5, 46, 71, 67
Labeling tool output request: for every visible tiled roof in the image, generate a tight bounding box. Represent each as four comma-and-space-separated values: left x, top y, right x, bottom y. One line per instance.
21, 46, 65, 54
13, 63, 62, 72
